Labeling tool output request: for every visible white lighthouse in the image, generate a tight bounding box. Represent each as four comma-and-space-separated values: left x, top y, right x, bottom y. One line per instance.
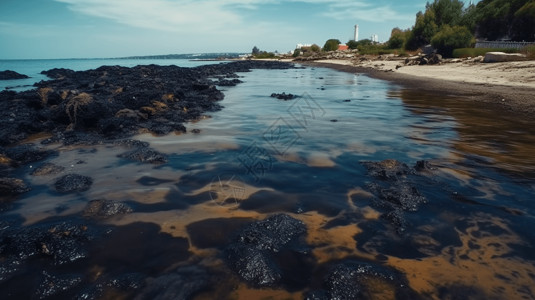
354, 24, 359, 41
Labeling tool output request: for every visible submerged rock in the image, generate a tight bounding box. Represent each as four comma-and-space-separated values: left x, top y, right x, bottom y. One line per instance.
135, 265, 214, 300
54, 174, 93, 193
118, 147, 168, 164
36, 271, 82, 299
225, 214, 310, 287
4, 144, 56, 167
306, 261, 420, 300
0, 177, 30, 195
31, 163, 65, 176
83, 199, 133, 218
367, 182, 427, 212
362, 159, 412, 181
75, 273, 145, 300
361, 159, 431, 234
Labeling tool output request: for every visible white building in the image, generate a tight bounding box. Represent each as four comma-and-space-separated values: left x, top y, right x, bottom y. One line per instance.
354, 25, 359, 41
371, 34, 379, 43
296, 43, 312, 49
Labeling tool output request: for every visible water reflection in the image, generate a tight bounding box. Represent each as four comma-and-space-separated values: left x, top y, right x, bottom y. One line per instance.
396, 89, 535, 180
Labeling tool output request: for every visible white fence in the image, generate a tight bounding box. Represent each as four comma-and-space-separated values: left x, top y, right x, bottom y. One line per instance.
475, 41, 535, 49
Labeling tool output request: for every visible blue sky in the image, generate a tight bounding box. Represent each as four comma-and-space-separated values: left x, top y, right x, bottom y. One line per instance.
0, 0, 478, 59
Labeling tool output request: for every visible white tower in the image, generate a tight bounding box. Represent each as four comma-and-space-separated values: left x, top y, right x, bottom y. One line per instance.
354, 24, 359, 41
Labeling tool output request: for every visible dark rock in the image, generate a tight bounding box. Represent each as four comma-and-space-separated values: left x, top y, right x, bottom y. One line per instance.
0, 221, 95, 267
0, 70, 29, 80
54, 174, 93, 193
361, 159, 429, 234
76, 273, 145, 300
135, 265, 214, 300
217, 78, 243, 86
83, 199, 133, 218
4, 144, 56, 166
118, 147, 167, 164
0, 177, 30, 195
367, 182, 427, 212
270, 92, 298, 100
225, 214, 309, 287
191, 129, 201, 134
307, 261, 419, 300
362, 159, 412, 181
414, 160, 433, 171
36, 271, 82, 299
31, 163, 65, 176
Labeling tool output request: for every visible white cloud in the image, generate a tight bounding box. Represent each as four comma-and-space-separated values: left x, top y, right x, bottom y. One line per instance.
54, 0, 402, 31
54, 0, 245, 32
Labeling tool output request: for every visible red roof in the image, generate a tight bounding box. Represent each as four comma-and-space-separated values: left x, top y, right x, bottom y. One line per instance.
338, 44, 349, 51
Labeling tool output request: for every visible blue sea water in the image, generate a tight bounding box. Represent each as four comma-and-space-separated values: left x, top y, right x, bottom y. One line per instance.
1, 59, 535, 299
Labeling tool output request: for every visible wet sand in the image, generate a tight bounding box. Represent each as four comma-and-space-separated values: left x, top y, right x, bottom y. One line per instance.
300, 59, 535, 120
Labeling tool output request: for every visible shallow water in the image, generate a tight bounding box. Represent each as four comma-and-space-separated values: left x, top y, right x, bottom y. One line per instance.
2, 64, 535, 299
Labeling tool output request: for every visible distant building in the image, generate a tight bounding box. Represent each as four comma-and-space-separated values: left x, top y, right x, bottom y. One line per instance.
371, 34, 379, 43
338, 44, 349, 51
354, 25, 359, 41
296, 43, 312, 49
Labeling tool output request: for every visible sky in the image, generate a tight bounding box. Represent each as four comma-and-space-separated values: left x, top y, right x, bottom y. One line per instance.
0, 0, 478, 59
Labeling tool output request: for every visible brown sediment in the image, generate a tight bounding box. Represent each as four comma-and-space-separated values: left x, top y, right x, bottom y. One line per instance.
277, 151, 336, 168
301, 60, 535, 121
386, 212, 535, 300
224, 284, 302, 300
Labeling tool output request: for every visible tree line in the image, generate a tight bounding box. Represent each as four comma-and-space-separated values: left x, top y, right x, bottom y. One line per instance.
387, 0, 535, 56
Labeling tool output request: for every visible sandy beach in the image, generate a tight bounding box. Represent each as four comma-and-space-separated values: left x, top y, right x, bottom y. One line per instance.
298, 58, 535, 119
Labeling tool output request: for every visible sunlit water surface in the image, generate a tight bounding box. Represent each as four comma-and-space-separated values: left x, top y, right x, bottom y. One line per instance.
2, 63, 535, 299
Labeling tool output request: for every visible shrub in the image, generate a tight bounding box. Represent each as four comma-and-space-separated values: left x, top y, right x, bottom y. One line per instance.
346, 40, 359, 49
521, 45, 535, 60
292, 49, 301, 57
323, 39, 341, 51
431, 25, 473, 57
253, 52, 276, 59
310, 44, 321, 52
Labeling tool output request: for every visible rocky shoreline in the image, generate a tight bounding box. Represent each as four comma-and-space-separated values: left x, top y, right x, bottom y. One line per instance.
0, 61, 295, 198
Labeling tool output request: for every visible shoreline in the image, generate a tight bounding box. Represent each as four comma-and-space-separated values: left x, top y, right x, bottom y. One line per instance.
297, 59, 535, 120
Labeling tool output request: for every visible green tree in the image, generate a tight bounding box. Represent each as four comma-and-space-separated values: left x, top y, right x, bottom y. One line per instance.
292, 49, 301, 57
387, 27, 408, 49
406, 9, 438, 50
431, 25, 474, 57
427, 0, 465, 27
252, 46, 260, 55
356, 39, 373, 47
323, 39, 341, 51
459, 2, 478, 31
346, 40, 359, 49
511, 1, 535, 41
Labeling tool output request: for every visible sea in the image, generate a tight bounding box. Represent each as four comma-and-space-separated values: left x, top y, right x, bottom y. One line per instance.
1, 57, 535, 299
